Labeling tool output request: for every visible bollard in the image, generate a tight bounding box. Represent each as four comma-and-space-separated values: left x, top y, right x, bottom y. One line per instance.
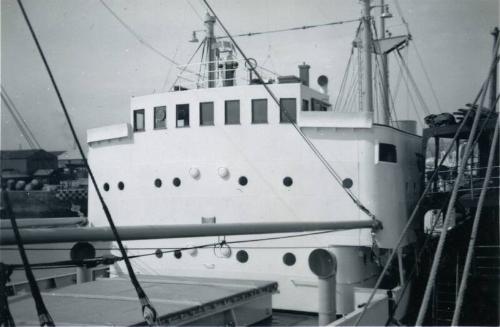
308, 248, 338, 326
76, 266, 91, 284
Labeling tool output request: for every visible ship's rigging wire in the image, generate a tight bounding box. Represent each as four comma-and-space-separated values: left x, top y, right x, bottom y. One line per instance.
333, 47, 355, 111
353, 46, 500, 325
412, 42, 444, 113
415, 49, 499, 324
215, 18, 360, 39
393, 52, 425, 125
1, 86, 41, 149
0, 263, 15, 327
99, 0, 200, 82
385, 98, 500, 323
186, 0, 204, 22
2, 192, 55, 326
170, 36, 206, 90
451, 116, 499, 325
201, 0, 379, 223
396, 50, 432, 116
7, 230, 340, 271
98, 0, 177, 66
392, 0, 442, 118
15, 0, 159, 325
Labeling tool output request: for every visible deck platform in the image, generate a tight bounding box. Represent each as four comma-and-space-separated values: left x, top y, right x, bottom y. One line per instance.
8, 275, 277, 326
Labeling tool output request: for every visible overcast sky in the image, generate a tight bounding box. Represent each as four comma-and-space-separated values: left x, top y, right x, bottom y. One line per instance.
1, 0, 498, 152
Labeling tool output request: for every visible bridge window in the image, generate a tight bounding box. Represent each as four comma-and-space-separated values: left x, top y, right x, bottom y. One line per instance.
154, 106, 166, 129
176, 104, 190, 128
252, 99, 268, 124
379, 143, 397, 163
280, 98, 297, 123
133, 109, 145, 132
225, 100, 240, 125
200, 102, 214, 126
302, 99, 309, 111
311, 98, 329, 111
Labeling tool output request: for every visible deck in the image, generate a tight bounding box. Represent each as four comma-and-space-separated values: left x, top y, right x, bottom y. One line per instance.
8, 274, 277, 326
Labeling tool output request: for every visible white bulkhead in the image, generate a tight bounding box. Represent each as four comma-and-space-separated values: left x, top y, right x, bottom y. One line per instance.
87, 82, 421, 313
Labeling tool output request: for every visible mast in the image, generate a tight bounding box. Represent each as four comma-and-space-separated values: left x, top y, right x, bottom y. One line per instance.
205, 13, 216, 88
379, 0, 390, 124
361, 0, 373, 113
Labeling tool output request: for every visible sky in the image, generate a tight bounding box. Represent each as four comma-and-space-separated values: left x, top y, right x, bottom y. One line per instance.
1, 0, 499, 152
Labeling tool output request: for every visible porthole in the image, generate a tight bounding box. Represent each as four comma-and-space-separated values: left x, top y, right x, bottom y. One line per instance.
283, 252, 296, 266
238, 176, 248, 186
173, 177, 181, 187
103, 183, 110, 192
283, 176, 293, 187
155, 249, 163, 258
174, 250, 182, 259
154, 178, 162, 188
118, 181, 125, 190
236, 250, 249, 263
342, 178, 353, 189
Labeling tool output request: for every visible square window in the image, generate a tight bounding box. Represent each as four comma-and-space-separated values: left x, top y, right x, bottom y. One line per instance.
225, 100, 240, 125
311, 98, 329, 111
302, 99, 309, 111
252, 99, 268, 124
176, 104, 190, 128
154, 106, 166, 129
379, 143, 397, 163
133, 109, 145, 132
280, 98, 297, 123
200, 102, 214, 126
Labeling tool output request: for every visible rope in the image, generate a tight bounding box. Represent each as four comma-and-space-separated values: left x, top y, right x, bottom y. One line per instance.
415, 39, 499, 326
201, 0, 378, 222
451, 118, 498, 325
15, 1, 158, 324
2, 192, 54, 326
353, 51, 500, 325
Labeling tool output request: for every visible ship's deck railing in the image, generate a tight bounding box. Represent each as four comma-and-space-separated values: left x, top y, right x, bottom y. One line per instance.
425, 165, 500, 197
173, 58, 277, 90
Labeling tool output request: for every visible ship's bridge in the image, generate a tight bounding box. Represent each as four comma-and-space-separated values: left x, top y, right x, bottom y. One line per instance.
128, 81, 336, 134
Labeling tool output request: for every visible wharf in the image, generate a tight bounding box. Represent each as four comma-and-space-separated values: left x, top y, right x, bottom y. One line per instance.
8, 275, 277, 326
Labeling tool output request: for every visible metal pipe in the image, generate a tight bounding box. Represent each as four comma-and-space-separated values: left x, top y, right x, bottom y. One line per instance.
205, 13, 216, 88
0, 217, 87, 229
0, 220, 380, 246
308, 248, 338, 326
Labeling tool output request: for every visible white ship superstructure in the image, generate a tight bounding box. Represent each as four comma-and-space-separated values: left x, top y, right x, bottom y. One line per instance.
87, 2, 421, 314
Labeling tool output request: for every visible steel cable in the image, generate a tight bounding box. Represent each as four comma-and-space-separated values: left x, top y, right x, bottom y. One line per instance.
353, 46, 500, 325
15, 0, 158, 324
415, 38, 499, 326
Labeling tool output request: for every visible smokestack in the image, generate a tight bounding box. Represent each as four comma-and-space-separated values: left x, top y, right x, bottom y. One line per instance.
298, 62, 310, 86
317, 75, 329, 94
